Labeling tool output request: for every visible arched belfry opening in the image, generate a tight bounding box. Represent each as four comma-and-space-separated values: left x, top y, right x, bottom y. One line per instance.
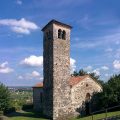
58, 29, 66, 40
62, 30, 66, 40
85, 93, 91, 115
58, 29, 62, 39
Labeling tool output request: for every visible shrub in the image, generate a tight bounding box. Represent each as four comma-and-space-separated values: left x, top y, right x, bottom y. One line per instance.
22, 104, 33, 110
0, 111, 3, 116
4, 107, 16, 114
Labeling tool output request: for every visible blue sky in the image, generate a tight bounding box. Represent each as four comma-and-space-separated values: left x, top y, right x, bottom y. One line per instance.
0, 0, 120, 86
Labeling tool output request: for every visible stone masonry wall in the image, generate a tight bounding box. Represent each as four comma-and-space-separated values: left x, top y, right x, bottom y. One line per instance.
43, 24, 53, 119
33, 88, 43, 111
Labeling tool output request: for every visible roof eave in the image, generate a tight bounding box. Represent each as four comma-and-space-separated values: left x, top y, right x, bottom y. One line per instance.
41, 19, 72, 31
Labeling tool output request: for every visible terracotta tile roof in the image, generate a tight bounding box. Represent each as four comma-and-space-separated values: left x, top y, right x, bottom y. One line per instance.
69, 75, 89, 86
33, 82, 43, 88
33, 75, 90, 88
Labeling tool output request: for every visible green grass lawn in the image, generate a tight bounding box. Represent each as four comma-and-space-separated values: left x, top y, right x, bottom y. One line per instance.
2, 110, 120, 120
72, 111, 120, 120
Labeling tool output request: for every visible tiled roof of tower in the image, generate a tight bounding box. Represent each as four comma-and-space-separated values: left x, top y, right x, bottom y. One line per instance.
33, 82, 43, 88
41, 19, 72, 31
69, 75, 90, 86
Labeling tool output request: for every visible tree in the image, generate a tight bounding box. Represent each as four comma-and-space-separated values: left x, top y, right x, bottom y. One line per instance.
0, 83, 11, 111
91, 74, 120, 111
72, 69, 87, 76
78, 69, 88, 76
72, 71, 79, 76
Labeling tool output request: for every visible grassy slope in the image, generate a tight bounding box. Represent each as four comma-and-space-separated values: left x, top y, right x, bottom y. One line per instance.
4, 110, 120, 120
72, 111, 120, 120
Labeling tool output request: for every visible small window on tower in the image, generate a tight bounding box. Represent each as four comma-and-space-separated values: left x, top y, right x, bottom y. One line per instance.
58, 29, 62, 39
62, 30, 66, 40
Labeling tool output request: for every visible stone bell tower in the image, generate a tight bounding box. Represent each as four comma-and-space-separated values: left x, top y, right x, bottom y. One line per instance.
42, 20, 72, 120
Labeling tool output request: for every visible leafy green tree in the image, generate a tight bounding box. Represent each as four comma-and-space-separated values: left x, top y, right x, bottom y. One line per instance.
0, 83, 11, 111
91, 74, 120, 111
72, 71, 79, 76
78, 69, 88, 76
107, 74, 120, 105
72, 69, 87, 76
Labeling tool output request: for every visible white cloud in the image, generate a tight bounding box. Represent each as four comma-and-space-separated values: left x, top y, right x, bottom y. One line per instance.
11, 26, 30, 34
18, 75, 23, 80
115, 49, 120, 58
70, 58, 76, 73
84, 65, 92, 71
105, 48, 120, 59
0, 18, 39, 34
16, 0, 22, 5
18, 71, 41, 80
0, 61, 14, 74
0, 68, 14, 74
0, 61, 8, 68
101, 66, 109, 71
31, 71, 40, 77
73, 32, 120, 49
105, 74, 109, 77
20, 55, 43, 67
92, 69, 100, 76
105, 48, 113, 52
113, 60, 120, 69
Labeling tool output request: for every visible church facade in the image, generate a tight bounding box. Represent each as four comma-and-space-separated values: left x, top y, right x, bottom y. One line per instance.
33, 20, 102, 120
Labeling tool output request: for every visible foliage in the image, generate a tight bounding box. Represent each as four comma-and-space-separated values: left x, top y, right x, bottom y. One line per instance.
0, 83, 11, 111
22, 104, 33, 110
4, 107, 16, 114
91, 74, 120, 111
10, 89, 33, 111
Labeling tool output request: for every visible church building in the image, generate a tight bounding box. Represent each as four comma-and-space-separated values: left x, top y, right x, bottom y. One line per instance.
33, 20, 102, 120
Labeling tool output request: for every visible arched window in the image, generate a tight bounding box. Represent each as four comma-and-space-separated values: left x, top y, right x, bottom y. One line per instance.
62, 30, 66, 40
58, 29, 62, 39
85, 93, 91, 115
85, 93, 90, 102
